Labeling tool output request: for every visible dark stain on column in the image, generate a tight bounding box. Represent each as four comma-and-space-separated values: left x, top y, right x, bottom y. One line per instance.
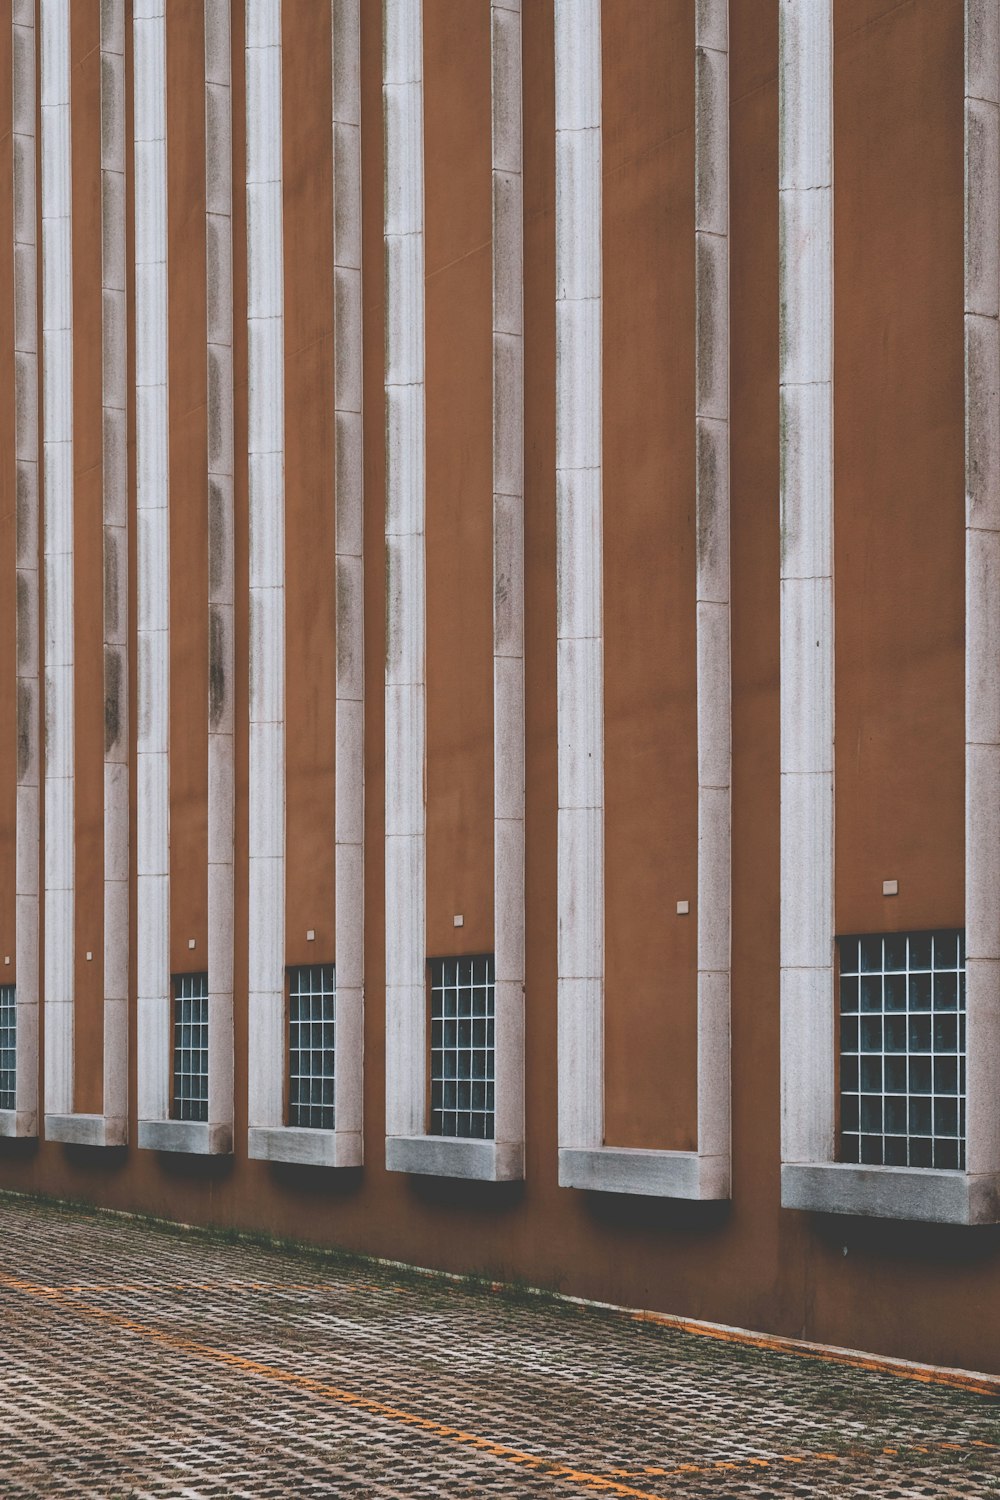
16, 680, 34, 783
209, 603, 228, 729
104, 646, 122, 754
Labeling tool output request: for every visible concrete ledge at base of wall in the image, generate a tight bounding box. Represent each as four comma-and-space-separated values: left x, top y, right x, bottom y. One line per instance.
385, 1135, 525, 1182
0, 1108, 37, 1139
781, 1161, 1000, 1225
45, 1113, 127, 1148
558, 1146, 730, 1200
247, 1127, 363, 1168
137, 1119, 233, 1156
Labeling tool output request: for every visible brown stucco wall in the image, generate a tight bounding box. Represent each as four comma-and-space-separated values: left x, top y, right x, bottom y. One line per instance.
2, 0, 998, 1381
166, 0, 209, 976
71, 1, 105, 1110
834, 0, 965, 939
283, 0, 337, 973
424, 0, 495, 964
602, 0, 699, 1153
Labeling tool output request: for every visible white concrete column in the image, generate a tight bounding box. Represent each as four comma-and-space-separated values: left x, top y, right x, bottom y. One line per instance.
491, 0, 525, 1160
332, 0, 365, 1153
43, 1, 129, 1148
246, 0, 286, 1133
694, 0, 732, 1189
383, 0, 426, 1145
964, 0, 1000, 1181
101, 0, 129, 1143
554, 0, 604, 1154
7, 0, 40, 1138
41, 0, 74, 1125
206, 0, 235, 1148
778, 0, 835, 1167
135, 0, 171, 1129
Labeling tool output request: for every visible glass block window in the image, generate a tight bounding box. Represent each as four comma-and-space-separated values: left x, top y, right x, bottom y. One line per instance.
430, 954, 495, 1140
172, 973, 209, 1123
0, 985, 14, 1111
838, 931, 965, 1170
288, 964, 336, 1131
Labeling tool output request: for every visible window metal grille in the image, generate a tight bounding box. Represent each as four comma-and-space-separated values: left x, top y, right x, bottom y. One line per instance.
288, 964, 336, 1130
0, 985, 14, 1111
430, 954, 495, 1140
172, 973, 209, 1123
838, 930, 965, 1170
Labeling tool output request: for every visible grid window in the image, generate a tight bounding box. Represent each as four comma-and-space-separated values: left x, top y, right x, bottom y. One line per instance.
288, 965, 336, 1131
430, 955, 495, 1140
172, 973, 209, 1123
838, 930, 965, 1170
0, 986, 14, 1111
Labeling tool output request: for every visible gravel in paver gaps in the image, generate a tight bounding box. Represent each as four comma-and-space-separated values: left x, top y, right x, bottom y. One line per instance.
0, 1195, 997, 1498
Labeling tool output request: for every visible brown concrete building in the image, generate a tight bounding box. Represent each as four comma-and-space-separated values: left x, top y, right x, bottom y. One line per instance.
0, 0, 998, 1376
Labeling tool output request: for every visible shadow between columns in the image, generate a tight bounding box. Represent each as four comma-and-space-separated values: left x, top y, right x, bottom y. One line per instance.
150, 1150, 235, 1185
63, 1143, 129, 1175
811, 1211, 1000, 1266
579, 1191, 732, 1235
265, 1163, 364, 1199
0, 1137, 39, 1163
406, 1175, 526, 1214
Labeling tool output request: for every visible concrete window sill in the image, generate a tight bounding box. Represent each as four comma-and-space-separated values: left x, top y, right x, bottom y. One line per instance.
137, 1119, 232, 1156
0, 1108, 37, 1139
781, 1162, 1000, 1225
45, 1113, 126, 1148
385, 1135, 524, 1182
248, 1127, 362, 1169
558, 1147, 730, 1200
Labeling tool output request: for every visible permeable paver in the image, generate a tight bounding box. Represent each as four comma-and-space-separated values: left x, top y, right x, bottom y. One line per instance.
0, 1194, 997, 1497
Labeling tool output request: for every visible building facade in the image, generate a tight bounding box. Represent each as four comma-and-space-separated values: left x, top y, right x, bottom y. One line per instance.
0, 0, 997, 1374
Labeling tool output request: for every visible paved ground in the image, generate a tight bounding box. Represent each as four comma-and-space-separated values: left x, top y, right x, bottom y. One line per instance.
0, 1196, 997, 1498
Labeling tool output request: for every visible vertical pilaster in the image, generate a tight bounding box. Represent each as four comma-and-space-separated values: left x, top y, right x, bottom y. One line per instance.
491, 0, 525, 1159
41, 0, 74, 1124
694, 0, 731, 1187
332, 0, 365, 1151
206, 0, 235, 1145
778, 0, 835, 1166
782, 0, 1000, 1223
556, 3, 731, 1197
101, 0, 128, 1141
555, 0, 603, 1153
383, 0, 426, 1144
9, 0, 39, 1137
246, 0, 285, 1132
382, 0, 523, 1181
964, 0, 1000, 1179
135, 0, 171, 1128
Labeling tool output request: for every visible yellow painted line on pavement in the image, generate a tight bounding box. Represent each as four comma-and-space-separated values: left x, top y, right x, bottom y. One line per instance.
53, 1281, 344, 1294
412, 1268, 1000, 1399
22, 1279, 391, 1299
621, 1305, 1000, 1399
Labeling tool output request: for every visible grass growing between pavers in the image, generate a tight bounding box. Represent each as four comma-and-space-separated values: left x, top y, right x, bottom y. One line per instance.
4, 1187, 995, 1382
1, 1190, 999, 1497
0, 1186, 578, 1309
3, 1187, 1000, 1416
